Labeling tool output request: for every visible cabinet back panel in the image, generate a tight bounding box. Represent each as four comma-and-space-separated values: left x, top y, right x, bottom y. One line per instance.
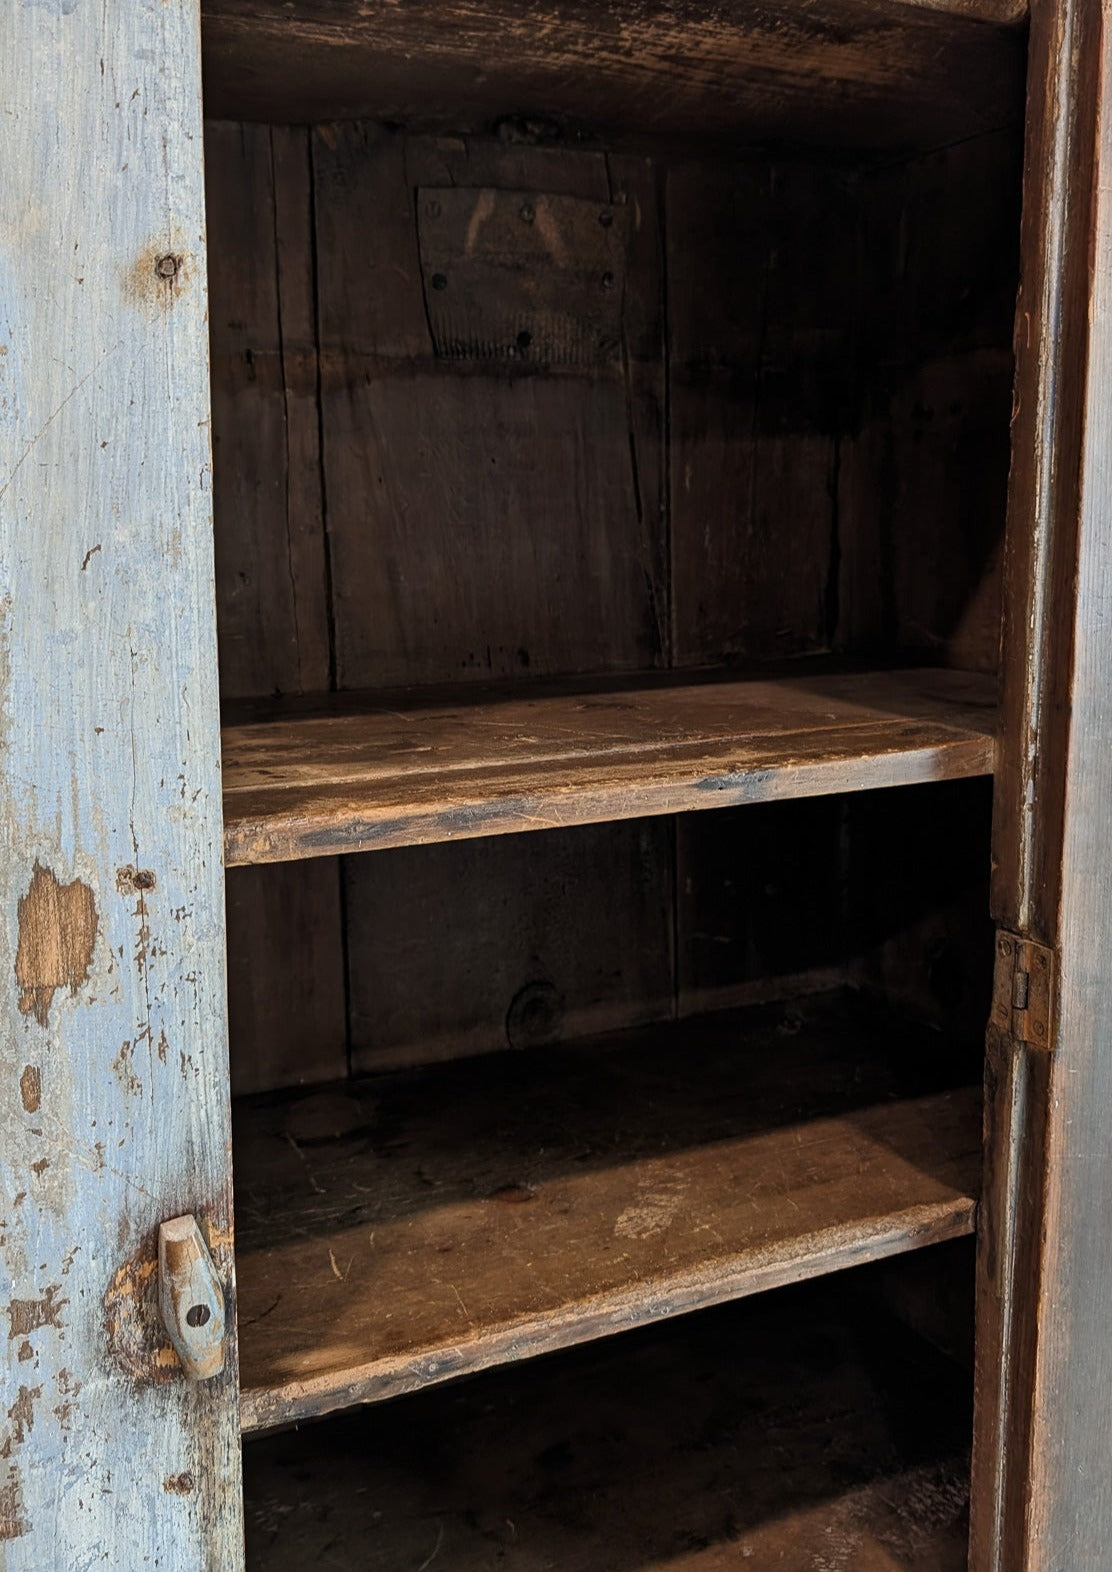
207, 118, 1018, 1089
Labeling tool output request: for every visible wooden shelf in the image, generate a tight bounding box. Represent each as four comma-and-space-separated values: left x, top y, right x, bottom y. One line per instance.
243, 1274, 973, 1570
233, 993, 981, 1432
222, 666, 996, 866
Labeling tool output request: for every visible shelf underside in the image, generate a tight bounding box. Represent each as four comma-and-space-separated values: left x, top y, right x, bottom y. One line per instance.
234, 994, 981, 1432
202, 0, 1025, 151
222, 666, 996, 865
243, 1278, 972, 1571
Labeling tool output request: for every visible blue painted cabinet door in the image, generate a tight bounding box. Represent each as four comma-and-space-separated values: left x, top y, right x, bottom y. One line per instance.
0, 1, 243, 1567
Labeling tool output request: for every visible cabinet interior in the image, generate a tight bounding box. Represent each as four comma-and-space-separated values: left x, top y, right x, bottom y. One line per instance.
201, 4, 1026, 1562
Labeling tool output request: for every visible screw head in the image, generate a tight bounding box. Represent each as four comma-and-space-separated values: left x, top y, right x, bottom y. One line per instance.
519, 202, 535, 224
998, 938, 1013, 958
431, 273, 448, 291
155, 254, 180, 280
601, 271, 615, 291
185, 1302, 211, 1329
1035, 1021, 1046, 1037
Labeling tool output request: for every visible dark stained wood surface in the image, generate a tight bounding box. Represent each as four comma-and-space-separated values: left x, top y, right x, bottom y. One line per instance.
243, 1276, 974, 1571
201, 0, 1026, 151
222, 666, 996, 865
234, 993, 981, 1431
345, 820, 674, 1073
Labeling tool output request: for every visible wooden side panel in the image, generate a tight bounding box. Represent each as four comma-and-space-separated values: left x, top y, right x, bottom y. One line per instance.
206, 119, 346, 1093
971, 3, 1112, 1566
0, 3, 242, 1567
225, 861, 347, 1095
837, 132, 1022, 672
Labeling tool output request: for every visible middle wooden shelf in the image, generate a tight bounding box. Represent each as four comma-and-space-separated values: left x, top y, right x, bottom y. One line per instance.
222, 664, 996, 865
233, 991, 981, 1433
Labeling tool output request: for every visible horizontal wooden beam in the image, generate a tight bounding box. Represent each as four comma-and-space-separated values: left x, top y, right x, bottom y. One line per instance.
202, 0, 1026, 148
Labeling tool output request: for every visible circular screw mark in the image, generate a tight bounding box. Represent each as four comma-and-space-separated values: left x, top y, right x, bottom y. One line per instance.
519, 202, 535, 224
185, 1303, 211, 1329
1035, 1022, 1046, 1037
599, 209, 614, 228
601, 271, 615, 292
155, 254, 180, 281
431, 273, 448, 291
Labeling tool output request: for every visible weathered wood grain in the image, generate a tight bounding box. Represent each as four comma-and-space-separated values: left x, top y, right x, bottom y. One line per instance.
0, 1, 242, 1566
233, 993, 981, 1431
221, 667, 996, 864
243, 1281, 974, 1571
201, 0, 1026, 150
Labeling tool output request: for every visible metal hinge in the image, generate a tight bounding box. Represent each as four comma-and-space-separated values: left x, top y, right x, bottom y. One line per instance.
991, 931, 1056, 1050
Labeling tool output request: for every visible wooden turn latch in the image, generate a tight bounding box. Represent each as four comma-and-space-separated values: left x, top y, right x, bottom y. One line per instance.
158, 1214, 227, 1381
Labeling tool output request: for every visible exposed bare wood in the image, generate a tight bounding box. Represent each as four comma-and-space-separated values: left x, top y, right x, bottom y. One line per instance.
222, 667, 996, 865
234, 993, 981, 1431
201, 0, 1026, 150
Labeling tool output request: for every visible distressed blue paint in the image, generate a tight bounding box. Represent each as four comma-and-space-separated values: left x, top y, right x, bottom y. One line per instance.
0, 1, 243, 1567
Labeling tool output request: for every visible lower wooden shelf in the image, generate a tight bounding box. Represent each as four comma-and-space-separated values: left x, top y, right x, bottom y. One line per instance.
243, 1276, 973, 1571
233, 994, 981, 1432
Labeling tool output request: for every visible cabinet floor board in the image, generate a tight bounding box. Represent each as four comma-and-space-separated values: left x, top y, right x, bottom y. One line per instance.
222, 666, 996, 865
243, 1280, 972, 1570
234, 993, 981, 1432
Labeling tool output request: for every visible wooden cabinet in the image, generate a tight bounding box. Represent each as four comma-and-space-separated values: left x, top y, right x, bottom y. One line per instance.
3, 0, 1111, 1567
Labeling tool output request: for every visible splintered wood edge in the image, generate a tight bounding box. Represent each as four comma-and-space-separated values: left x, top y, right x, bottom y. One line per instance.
239, 1193, 976, 1432
223, 733, 996, 866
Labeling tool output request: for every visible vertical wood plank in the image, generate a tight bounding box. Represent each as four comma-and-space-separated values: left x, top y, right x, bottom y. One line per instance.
314, 127, 674, 1071
971, 3, 1112, 1566
0, 3, 243, 1566
206, 119, 346, 1094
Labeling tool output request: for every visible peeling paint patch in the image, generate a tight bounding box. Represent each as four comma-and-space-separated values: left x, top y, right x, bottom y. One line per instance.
16, 1343, 32, 1364
6, 1386, 40, 1446
0, 1469, 29, 1540
111, 1039, 142, 1098
8, 1285, 66, 1340
163, 1472, 195, 1495
18, 1065, 40, 1113
15, 863, 98, 1026
103, 1236, 179, 1384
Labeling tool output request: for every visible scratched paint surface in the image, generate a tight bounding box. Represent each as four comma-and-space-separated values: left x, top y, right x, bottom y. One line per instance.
0, 1, 243, 1567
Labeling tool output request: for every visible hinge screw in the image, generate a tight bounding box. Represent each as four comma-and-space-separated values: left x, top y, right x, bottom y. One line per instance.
998, 937, 1013, 957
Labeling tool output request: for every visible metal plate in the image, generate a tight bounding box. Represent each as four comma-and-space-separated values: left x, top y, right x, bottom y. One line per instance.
417, 187, 629, 367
